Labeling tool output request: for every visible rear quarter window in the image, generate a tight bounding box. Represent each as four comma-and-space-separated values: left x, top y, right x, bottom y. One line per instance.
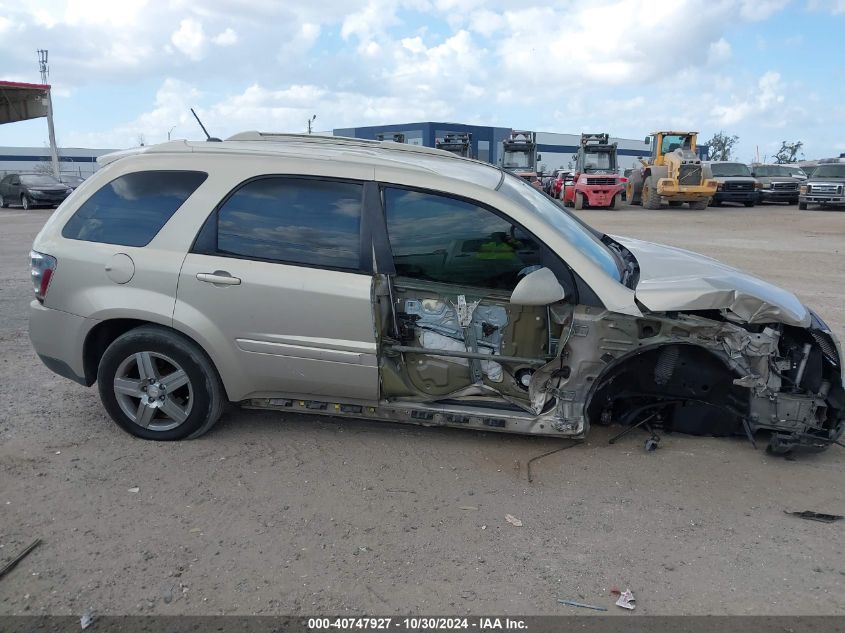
62, 171, 207, 247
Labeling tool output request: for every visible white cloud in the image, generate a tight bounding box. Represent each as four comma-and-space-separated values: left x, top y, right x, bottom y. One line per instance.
0, 0, 839, 160
807, 0, 845, 14
171, 18, 207, 60
213, 27, 238, 46
712, 71, 786, 126
739, 0, 789, 20
708, 38, 732, 65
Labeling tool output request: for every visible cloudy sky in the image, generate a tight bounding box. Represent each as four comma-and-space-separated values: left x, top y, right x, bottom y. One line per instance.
1, 0, 843, 162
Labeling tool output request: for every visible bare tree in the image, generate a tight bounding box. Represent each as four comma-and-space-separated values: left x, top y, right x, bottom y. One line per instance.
774, 141, 803, 164
704, 131, 739, 161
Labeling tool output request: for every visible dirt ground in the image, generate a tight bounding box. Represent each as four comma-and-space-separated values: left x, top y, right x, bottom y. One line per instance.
1, 202, 844, 617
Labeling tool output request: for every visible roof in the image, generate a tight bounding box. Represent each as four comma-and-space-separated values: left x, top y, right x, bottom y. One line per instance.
0, 81, 51, 125
98, 131, 505, 189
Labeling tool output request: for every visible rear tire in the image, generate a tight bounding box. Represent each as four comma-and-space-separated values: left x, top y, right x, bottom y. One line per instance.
574, 192, 585, 210
608, 193, 620, 209
689, 199, 709, 210
798, 202, 808, 210
0, 194, 7, 208
642, 181, 661, 209
97, 325, 226, 440
744, 201, 755, 207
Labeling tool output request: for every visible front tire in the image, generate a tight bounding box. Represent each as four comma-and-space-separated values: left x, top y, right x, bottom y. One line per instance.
744, 201, 755, 207
642, 181, 661, 209
608, 193, 620, 209
689, 199, 709, 210
21, 194, 30, 211
0, 194, 7, 208
799, 202, 808, 210
97, 326, 226, 440
574, 192, 585, 210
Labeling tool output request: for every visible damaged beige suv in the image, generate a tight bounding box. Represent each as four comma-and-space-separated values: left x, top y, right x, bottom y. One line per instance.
29, 133, 844, 453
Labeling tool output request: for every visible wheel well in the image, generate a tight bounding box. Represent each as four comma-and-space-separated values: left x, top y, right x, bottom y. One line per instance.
585, 343, 749, 437
82, 320, 227, 401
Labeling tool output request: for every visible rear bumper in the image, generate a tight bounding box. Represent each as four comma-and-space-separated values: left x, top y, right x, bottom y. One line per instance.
29, 300, 91, 385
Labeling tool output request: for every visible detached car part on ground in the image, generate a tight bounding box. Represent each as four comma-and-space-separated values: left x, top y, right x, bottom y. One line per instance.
28, 133, 844, 454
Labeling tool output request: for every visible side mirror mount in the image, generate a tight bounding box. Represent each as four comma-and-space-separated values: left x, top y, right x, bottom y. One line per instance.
510, 267, 566, 306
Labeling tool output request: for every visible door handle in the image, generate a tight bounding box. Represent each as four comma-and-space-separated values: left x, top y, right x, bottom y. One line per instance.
197, 271, 241, 286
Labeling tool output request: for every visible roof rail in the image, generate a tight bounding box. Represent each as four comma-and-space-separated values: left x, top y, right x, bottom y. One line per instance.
225, 131, 462, 158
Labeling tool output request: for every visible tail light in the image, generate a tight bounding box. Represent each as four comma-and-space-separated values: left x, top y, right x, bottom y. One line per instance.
30, 250, 57, 302
619, 177, 628, 184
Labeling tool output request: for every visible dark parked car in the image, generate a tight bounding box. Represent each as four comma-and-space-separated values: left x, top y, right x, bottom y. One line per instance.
704, 161, 757, 207
0, 173, 73, 210
749, 164, 800, 205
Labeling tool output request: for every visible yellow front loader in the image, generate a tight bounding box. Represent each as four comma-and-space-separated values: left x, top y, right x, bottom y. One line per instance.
627, 131, 717, 209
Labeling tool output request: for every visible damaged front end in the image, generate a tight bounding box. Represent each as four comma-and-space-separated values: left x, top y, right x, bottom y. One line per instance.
373, 271, 844, 454
581, 308, 844, 453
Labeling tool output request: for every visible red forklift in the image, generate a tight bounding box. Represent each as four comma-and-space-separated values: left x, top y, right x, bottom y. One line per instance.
562, 133, 627, 209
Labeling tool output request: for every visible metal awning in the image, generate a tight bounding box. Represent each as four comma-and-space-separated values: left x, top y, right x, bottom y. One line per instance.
0, 81, 51, 124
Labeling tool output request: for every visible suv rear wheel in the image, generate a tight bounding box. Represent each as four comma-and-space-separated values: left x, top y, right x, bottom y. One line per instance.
97, 326, 225, 440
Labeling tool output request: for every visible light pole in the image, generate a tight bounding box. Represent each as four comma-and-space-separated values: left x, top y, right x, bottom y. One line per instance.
307, 114, 316, 134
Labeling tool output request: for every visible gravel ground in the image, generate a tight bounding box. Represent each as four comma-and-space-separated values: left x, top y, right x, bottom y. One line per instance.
0, 202, 843, 617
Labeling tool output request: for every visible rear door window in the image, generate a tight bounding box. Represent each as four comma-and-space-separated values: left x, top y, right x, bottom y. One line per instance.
62, 171, 207, 246
203, 177, 363, 271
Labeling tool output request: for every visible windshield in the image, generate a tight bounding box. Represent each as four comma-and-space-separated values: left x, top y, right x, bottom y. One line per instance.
21, 174, 61, 186
61, 176, 85, 185
755, 165, 792, 177
659, 135, 692, 154
497, 172, 621, 281
709, 162, 751, 177
813, 165, 845, 178
583, 150, 615, 172
784, 166, 806, 177
502, 150, 532, 169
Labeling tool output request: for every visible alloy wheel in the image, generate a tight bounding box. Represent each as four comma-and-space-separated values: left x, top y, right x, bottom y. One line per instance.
113, 351, 193, 431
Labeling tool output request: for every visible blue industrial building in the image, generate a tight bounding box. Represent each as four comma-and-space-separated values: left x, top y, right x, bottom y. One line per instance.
332, 121, 669, 172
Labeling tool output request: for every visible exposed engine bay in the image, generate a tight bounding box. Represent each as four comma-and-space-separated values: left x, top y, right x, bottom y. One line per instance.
375, 276, 844, 453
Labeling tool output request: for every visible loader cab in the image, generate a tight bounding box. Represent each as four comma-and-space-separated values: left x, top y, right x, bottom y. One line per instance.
645, 132, 698, 166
